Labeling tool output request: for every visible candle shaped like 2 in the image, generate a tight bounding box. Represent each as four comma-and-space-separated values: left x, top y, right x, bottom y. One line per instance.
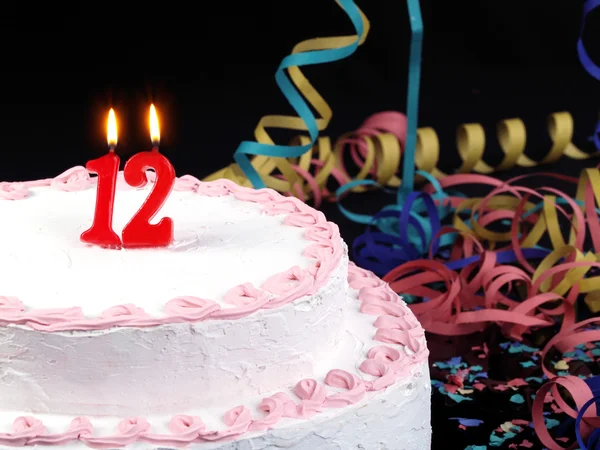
121, 104, 176, 248
80, 109, 122, 247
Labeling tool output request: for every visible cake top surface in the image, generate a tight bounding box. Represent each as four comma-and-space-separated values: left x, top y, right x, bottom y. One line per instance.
0, 167, 344, 331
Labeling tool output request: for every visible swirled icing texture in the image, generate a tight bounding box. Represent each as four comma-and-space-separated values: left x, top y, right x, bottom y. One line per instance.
0, 263, 430, 449
0, 170, 348, 415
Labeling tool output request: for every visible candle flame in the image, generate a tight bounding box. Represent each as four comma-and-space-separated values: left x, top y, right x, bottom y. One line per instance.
107, 108, 118, 148
149, 104, 160, 147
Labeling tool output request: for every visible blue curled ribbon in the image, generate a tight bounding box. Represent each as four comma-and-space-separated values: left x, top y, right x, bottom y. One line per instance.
399, 0, 424, 196
575, 376, 600, 450
232, 0, 365, 189
577, 0, 600, 151
338, 167, 557, 277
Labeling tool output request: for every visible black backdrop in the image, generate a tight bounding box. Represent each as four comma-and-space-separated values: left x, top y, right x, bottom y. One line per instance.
1, 0, 599, 181
1, 1, 600, 449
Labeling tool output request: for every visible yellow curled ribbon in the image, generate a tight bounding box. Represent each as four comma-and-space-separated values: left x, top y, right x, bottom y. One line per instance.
207, 108, 597, 206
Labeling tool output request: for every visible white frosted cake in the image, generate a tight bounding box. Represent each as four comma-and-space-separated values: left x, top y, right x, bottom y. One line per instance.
0, 167, 431, 449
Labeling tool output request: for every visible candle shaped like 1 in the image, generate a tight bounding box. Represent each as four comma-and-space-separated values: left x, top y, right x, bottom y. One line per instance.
121, 104, 176, 248
80, 109, 122, 247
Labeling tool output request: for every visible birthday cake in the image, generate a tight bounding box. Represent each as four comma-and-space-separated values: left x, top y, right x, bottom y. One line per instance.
0, 167, 431, 449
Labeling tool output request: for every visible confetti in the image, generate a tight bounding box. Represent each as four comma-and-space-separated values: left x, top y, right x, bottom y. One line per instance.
500, 421, 519, 432
490, 431, 517, 447
512, 419, 530, 426
520, 361, 536, 368
448, 392, 473, 403
554, 360, 569, 371
510, 394, 526, 404
507, 343, 539, 354
450, 418, 484, 427
525, 377, 544, 384
493, 384, 513, 392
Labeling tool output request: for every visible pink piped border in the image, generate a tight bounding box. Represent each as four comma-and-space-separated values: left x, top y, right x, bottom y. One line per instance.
0, 167, 344, 332
0, 263, 429, 448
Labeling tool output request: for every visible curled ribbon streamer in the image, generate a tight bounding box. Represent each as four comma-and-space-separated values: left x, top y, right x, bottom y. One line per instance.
578, 0, 600, 82
399, 0, 423, 194
533, 376, 600, 450
577, 0, 600, 150
204, 0, 370, 195
343, 168, 600, 339
207, 108, 594, 208
202, 0, 594, 206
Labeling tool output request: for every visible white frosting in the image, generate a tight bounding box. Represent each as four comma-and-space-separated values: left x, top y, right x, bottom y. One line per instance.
0, 187, 314, 314
0, 258, 348, 416
0, 285, 432, 450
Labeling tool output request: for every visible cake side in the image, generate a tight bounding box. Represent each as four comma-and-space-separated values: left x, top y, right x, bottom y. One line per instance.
0, 263, 431, 449
0, 168, 349, 415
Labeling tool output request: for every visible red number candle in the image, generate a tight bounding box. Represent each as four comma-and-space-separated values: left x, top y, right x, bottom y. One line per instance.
80, 108, 122, 248
121, 104, 176, 248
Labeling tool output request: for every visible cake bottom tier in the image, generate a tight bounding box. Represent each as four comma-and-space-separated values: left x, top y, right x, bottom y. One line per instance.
0, 263, 431, 450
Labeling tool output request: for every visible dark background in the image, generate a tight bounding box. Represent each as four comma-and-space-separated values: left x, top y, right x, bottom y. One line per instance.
1, 0, 599, 182
2, 1, 600, 448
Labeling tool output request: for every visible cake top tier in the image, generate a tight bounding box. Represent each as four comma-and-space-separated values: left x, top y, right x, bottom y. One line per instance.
0, 167, 344, 332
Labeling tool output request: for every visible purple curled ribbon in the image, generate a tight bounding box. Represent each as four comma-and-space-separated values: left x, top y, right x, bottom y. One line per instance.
575, 376, 600, 449
578, 0, 600, 150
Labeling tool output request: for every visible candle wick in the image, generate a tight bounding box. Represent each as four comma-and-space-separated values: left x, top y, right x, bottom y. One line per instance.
108, 145, 116, 153
152, 146, 159, 153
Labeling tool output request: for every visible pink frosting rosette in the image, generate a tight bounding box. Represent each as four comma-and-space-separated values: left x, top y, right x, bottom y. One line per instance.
164, 296, 220, 321
358, 285, 403, 304
307, 256, 333, 281
294, 379, 327, 418
101, 304, 147, 318
196, 181, 231, 197
373, 314, 420, 331
51, 166, 94, 191
374, 326, 425, 354
347, 262, 385, 290
367, 345, 409, 374
261, 266, 314, 308
304, 223, 335, 242
249, 395, 285, 431
270, 392, 299, 418
118, 417, 151, 436
283, 210, 325, 227
233, 187, 278, 203
174, 175, 202, 192
0, 417, 46, 447
360, 298, 406, 317
91, 304, 150, 328
211, 283, 268, 319
0, 182, 29, 200
261, 198, 301, 216
323, 370, 366, 408
143, 415, 205, 447
359, 359, 397, 391
262, 266, 311, 296
303, 241, 335, 259
201, 406, 252, 441
169, 415, 205, 435
23, 307, 85, 330
0, 296, 25, 315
